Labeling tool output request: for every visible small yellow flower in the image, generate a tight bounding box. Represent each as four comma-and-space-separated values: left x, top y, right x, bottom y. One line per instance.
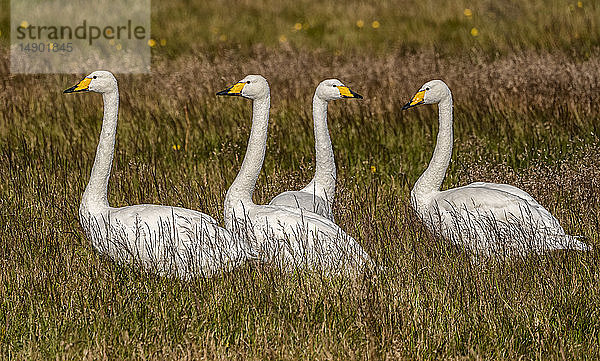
147, 39, 156, 47
334, 49, 342, 56
172, 144, 181, 151
371, 21, 380, 29
356, 20, 364, 28
370, 165, 377, 173
116, 44, 122, 51
219, 34, 227, 42
463, 8, 473, 17
577, 1, 583, 7
293, 22, 302, 31
160, 39, 167, 46
109, 39, 115, 45
279, 35, 287, 43
20, 21, 29, 28
470, 27, 479, 37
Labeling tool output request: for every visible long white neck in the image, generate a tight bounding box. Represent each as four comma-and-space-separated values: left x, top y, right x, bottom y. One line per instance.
412, 95, 453, 200
224, 95, 270, 221
309, 95, 336, 199
81, 90, 119, 214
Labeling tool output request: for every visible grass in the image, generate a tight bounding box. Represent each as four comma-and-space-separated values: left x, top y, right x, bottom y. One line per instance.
1, 0, 600, 359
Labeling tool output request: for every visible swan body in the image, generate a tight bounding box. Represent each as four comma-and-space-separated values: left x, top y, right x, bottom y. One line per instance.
65, 71, 250, 279
217, 75, 372, 274
269, 79, 362, 220
403, 80, 590, 257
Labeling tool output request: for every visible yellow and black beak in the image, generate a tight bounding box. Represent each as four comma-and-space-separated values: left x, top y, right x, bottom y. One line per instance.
64, 77, 92, 93
338, 86, 363, 99
402, 89, 425, 110
216, 81, 246, 97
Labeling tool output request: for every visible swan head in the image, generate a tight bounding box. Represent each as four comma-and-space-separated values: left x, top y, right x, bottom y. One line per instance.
64, 71, 117, 94
316, 79, 362, 101
216, 75, 270, 100
402, 80, 451, 110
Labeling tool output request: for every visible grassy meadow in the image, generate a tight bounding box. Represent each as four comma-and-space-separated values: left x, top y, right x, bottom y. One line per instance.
1, 0, 600, 359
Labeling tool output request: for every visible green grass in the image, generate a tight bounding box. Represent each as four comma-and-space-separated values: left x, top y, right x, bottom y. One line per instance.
1, 0, 600, 359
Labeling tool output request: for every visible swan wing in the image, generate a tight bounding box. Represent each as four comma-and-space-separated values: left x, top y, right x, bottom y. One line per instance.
81, 205, 249, 278
436, 184, 559, 226
238, 205, 370, 274
426, 184, 588, 253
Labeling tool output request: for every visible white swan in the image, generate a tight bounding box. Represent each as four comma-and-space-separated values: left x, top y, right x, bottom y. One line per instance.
217, 75, 372, 274
268, 79, 362, 221
402, 79, 590, 257
64, 70, 250, 279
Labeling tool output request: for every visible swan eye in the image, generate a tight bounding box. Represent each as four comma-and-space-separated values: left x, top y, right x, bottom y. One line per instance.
332, 85, 337, 87
93, 76, 97, 79
425, 87, 430, 90
246, 81, 250, 84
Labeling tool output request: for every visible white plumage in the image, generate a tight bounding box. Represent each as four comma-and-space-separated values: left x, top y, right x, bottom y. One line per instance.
269, 79, 362, 221
228, 204, 371, 274
403, 79, 590, 257
217, 75, 372, 274
65, 70, 251, 279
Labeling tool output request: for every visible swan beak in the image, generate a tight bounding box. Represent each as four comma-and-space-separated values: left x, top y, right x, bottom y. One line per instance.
216, 82, 246, 97
64, 77, 91, 93
338, 86, 363, 99
402, 89, 425, 110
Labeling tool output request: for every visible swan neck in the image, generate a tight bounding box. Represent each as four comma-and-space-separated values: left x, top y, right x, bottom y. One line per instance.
81, 90, 119, 213
311, 95, 336, 198
225, 95, 270, 209
413, 96, 453, 199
